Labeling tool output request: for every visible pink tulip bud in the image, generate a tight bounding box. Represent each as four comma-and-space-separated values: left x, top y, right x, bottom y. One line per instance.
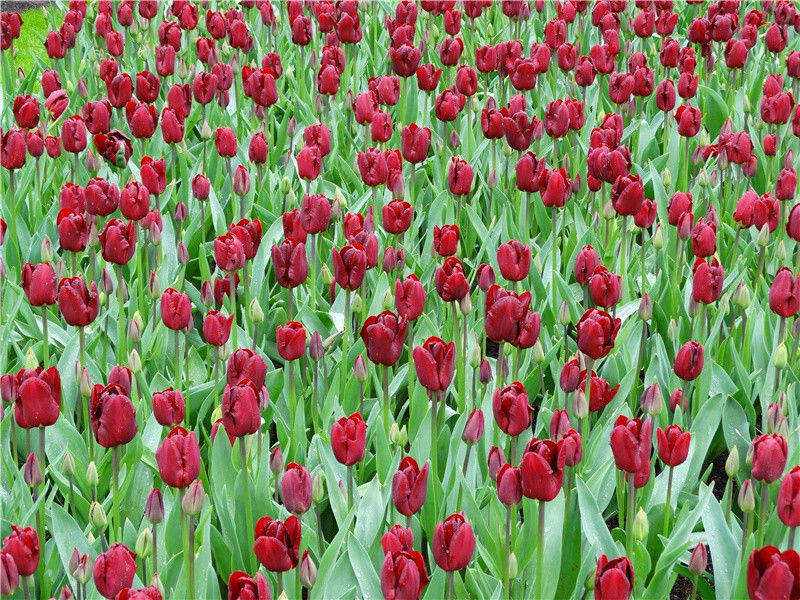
462, 409, 484, 444
24, 453, 43, 488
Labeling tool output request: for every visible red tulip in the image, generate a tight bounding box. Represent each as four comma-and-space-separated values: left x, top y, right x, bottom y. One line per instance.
226, 348, 267, 392
281, 462, 313, 515
151, 388, 185, 427
434, 257, 469, 302
360, 311, 407, 366
497, 240, 531, 282
99, 218, 136, 265
1, 526, 39, 577
93, 544, 136, 600
746, 546, 800, 600
656, 424, 691, 467
21, 263, 57, 306
588, 266, 621, 308
276, 321, 306, 361
496, 463, 523, 506
778, 466, 800, 527
160, 288, 192, 331
492, 382, 532, 437
610, 415, 652, 475
253, 515, 301, 572
577, 309, 620, 360
672, 341, 704, 381
91, 383, 137, 448
770, 267, 800, 318
395, 274, 426, 320
594, 555, 633, 600
433, 224, 460, 257
203, 310, 234, 346
392, 457, 429, 516
221, 383, 260, 438
300, 194, 331, 234
432, 512, 475, 572
13, 366, 61, 429
156, 426, 200, 489
412, 336, 455, 397
331, 412, 367, 466
447, 156, 473, 195
380, 550, 429, 600
58, 277, 99, 327
227, 571, 272, 600
751, 433, 788, 484
520, 438, 565, 501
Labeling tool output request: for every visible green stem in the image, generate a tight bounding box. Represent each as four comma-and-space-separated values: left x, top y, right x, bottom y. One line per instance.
42, 306, 48, 367
112, 446, 120, 540
626, 474, 636, 558
116, 265, 126, 364
382, 366, 391, 437
663, 466, 673, 536
535, 500, 545, 600
174, 330, 181, 390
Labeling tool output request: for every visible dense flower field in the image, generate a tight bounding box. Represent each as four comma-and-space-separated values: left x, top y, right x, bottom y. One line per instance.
3, 0, 800, 598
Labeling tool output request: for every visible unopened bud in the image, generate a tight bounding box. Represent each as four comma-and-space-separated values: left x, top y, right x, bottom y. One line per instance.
531, 340, 545, 363
640, 382, 662, 415
757, 224, 770, 247
558, 301, 571, 325
638, 294, 652, 321
24, 453, 43, 488
248, 298, 264, 323
738, 479, 755, 512
773, 342, 788, 369
181, 478, 205, 515
725, 446, 739, 477
145, 488, 164, 524
40, 237, 53, 262
572, 388, 589, 419
90, 501, 107, 529
128, 312, 143, 342
25, 348, 38, 370
633, 507, 648, 541
467, 340, 481, 368
128, 349, 142, 373
312, 470, 325, 503
688, 543, 708, 575
62, 451, 75, 477
299, 550, 317, 588
270, 446, 284, 475
459, 293, 472, 315
652, 224, 664, 249
309, 331, 324, 361
86, 461, 98, 487
136, 528, 153, 559
353, 355, 367, 382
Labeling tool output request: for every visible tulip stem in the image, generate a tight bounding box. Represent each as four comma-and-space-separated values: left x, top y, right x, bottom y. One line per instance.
41, 306, 48, 368
347, 465, 354, 509
626, 475, 636, 558
535, 500, 545, 600
741, 511, 751, 559
38, 426, 46, 472
116, 265, 126, 364
152, 522, 158, 575
173, 330, 181, 391
430, 395, 438, 477
239, 439, 254, 563
504, 505, 512, 600
445, 571, 455, 600
79, 327, 92, 460
757, 483, 769, 547
231, 275, 239, 351
112, 446, 120, 540
188, 516, 196, 600
663, 466, 673, 536
382, 366, 391, 438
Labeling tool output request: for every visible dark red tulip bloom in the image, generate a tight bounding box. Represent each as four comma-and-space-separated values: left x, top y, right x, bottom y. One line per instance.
770, 267, 800, 318
13, 95, 40, 129
58, 277, 99, 327
214, 126, 237, 157
156, 426, 200, 489
296, 145, 321, 181
395, 274, 426, 321
1, 128, 26, 170
360, 311, 407, 367
633, 199, 657, 229
401, 124, 431, 164
332, 243, 367, 291
281, 462, 313, 515
276, 321, 306, 361
119, 181, 150, 221
610, 173, 644, 217
93, 130, 132, 167
692, 258, 723, 305
656, 424, 691, 467
778, 467, 800, 527
574, 245, 601, 286
21, 262, 57, 306
1, 525, 39, 577
751, 434, 788, 484
447, 156, 473, 195
432, 257, 468, 304
690, 220, 716, 258
271, 240, 308, 288
331, 412, 367, 466
560, 358, 581, 393
107, 366, 132, 397
432, 512, 475, 572
381, 525, 414, 555
673, 341, 704, 381
520, 438, 565, 501
227, 348, 267, 392
392, 457, 429, 517
497, 240, 531, 282
746, 546, 800, 600
151, 388, 185, 427
203, 310, 234, 347
135, 70, 160, 103
610, 415, 652, 475
53, 208, 85, 251
416, 63, 442, 91
496, 463, 523, 506
492, 382, 532, 437
227, 571, 272, 600
61, 115, 87, 153
248, 131, 269, 165
484, 285, 540, 348
382, 199, 413, 235
675, 103, 702, 137
160, 288, 192, 331
214, 232, 246, 272
588, 266, 621, 308
413, 337, 455, 397
561, 429, 583, 467
91, 383, 137, 448
93, 544, 137, 600
221, 382, 260, 438
253, 515, 301, 572
124, 101, 157, 139
357, 148, 389, 186
299, 194, 331, 234
303, 123, 331, 157
14, 366, 61, 429
433, 224, 459, 257
540, 168, 571, 208
381, 550, 429, 600
99, 218, 136, 265
595, 555, 633, 600
578, 371, 620, 412
577, 309, 620, 360
140, 156, 166, 196
390, 43, 421, 77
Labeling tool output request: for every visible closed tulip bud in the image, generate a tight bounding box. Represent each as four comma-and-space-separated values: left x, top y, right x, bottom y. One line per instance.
459, 293, 472, 315
181, 478, 205, 515
757, 224, 770, 247
640, 382, 662, 415
353, 355, 367, 382
312, 470, 325, 503
86, 461, 98, 487
24, 348, 38, 370
652, 224, 664, 249
572, 388, 589, 419
507, 553, 518, 578
200, 120, 212, 140
128, 349, 142, 373
667, 318, 678, 341
462, 409, 484, 444
71, 551, 92, 584
532, 340, 545, 363
633, 508, 648, 541
725, 446, 739, 477
487, 169, 498, 189
467, 342, 481, 368
79, 368, 92, 397
24, 453, 42, 488
774, 343, 788, 369
40, 237, 53, 262
90, 501, 107, 529
300, 551, 317, 588
558, 301, 571, 325
638, 294, 652, 321
389, 422, 401, 445
688, 543, 707, 575
135, 528, 153, 559
128, 312, 143, 342
602, 200, 615, 220
248, 298, 264, 323
739, 479, 755, 512
145, 488, 164, 524
479, 359, 492, 384
62, 451, 75, 476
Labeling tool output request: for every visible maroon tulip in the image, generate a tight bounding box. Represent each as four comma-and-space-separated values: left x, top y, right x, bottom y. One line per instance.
412, 337, 455, 398
331, 412, 367, 466
401, 124, 431, 164
751, 433, 788, 484
271, 240, 308, 289
226, 349, 267, 392
382, 199, 413, 235
381, 525, 414, 555
93, 544, 137, 599
90, 383, 138, 448
380, 550, 429, 600
492, 382, 532, 437
610, 415, 652, 475
276, 321, 306, 361
520, 438, 565, 501
227, 571, 272, 600
497, 240, 531, 282
61, 115, 87, 153
1, 526, 39, 577
58, 277, 99, 327
160, 288, 192, 331
610, 173, 644, 217
21, 262, 57, 306
214, 126, 237, 157
392, 457, 429, 516
156, 426, 200, 489
577, 309, 621, 360
433, 224, 460, 256
119, 182, 150, 221
778, 467, 800, 527
357, 148, 389, 186
579, 371, 620, 412
360, 311, 407, 367
673, 341, 704, 381
746, 546, 800, 600
434, 257, 469, 302
214, 232, 246, 272
395, 275, 426, 321
14, 366, 61, 429
770, 267, 800, 318
588, 266, 621, 308
221, 382, 260, 438
151, 388, 185, 427
595, 555, 634, 600
332, 243, 367, 291
253, 515, 301, 572
496, 463, 523, 506
656, 424, 691, 467
574, 244, 601, 286
447, 156, 473, 195
281, 462, 313, 515
56, 209, 89, 252
299, 194, 331, 234
99, 218, 136, 265
203, 310, 234, 346
692, 258, 724, 305
432, 512, 475, 572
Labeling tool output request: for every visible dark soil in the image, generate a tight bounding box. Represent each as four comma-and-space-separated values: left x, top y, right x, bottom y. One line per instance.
4, 0, 50, 11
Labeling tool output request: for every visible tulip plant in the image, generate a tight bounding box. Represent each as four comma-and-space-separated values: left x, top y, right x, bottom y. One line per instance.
5, 1, 800, 599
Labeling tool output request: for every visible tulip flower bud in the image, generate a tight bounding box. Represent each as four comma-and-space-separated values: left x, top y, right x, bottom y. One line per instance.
136, 527, 153, 559
71, 550, 92, 584
119, 278, 129, 302
746, 441, 754, 466
640, 382, 662, 415
353, 355, 367, 382
320, 264, 333, 286
572, 388, 589, 419
389, 422, 401, 445
300, 550, 317, 588
200, 120, 212, 140
602, 200, 615, 220
145, 488, 164, 524
149, 272, 160, 298
462, 409, 484, 444
558, 301, 571, 325
24, 453, 42, 488
55, 259, 65, 280
667, 318, 678, 341
487, 169, 498, 189
773, 342, 788, 369
177, 242, 189, 265
40, 237, 53, 262
739, 478, 755, 512
351, 293, 363, 313
382, 289, 394, 310
652, 224, 664, 249
312, 470, 325, 503
128, 312, 143, 342
309, 331, 324, 361
532, 340, 545, 363
467, 341, 481, 368
270, 446, 284, 475
128, 349, 142, 373
507, 553, 518, 578
24, 348, 38, 370
733, 282, 750, 308
245, 297, 263, 324
79, 367, 92, 397
181, 479, 205, 515
459, 293, 472, 315
479, 359, 492, 384
90, 501, 107, 529
725, 446, 739, 477
62, 451, 75, 477
688, 543, 708, 575
638, 294, 652, 321
150, 573, 165, 597
777, 240, 787, 263
86, 461, 98, 487
500, 354, 509, 381
661, 168, 671, 189
633, 508, 648, 541
757, 224, 770, 247
397, 425, 408, 447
